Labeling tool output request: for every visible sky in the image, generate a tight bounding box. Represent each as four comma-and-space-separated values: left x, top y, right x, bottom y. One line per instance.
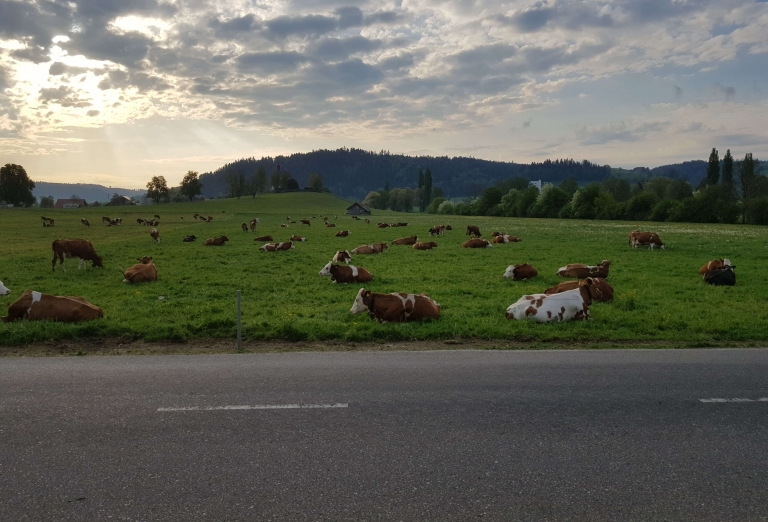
1, 0, 767, 189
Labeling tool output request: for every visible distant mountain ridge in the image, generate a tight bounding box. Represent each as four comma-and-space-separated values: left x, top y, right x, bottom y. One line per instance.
33, 182, 146, 204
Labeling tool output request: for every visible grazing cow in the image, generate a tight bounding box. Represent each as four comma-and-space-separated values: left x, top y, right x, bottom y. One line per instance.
193, 213, 199, 220
503, 264, 538, 280
183, 235, 196, 242
241, 222, 248, 232
325, 223, 336, 228
122, 257, 158, 283
115, 218, 122, 225
429, 225, 446, 236
52, 239, 103, 272
462, 238, 491, 248
557, 260, 610, 279
630, 231, 664, 249
250, 218, 260, 231
280, 223, 288, 227
492, 235, 521, 244
466, 225, 481, 237
505, 279, 604, 323
413, 241, 438, 250
392, 236, 418, 245
319, 262, 373, 283
0, 281, 9, 295
2, 290, 103, 323
301, 219, 311, 226
335, 230, 350, 237
291, 235, 307, 242
352, 243, 388, 254
204, 236, 229, 246
364, 219, 370, 224
704, 265, 736, 286
699, 259, 731, 274
254, 235, 274, 241
545, 278, 614, 302
106, 219, 120, 227
377, 223, 390, 228
137, 218, 145, 225
41, 216, 49, 223
150, 228, 160, 243
260, 241, 294, 252
42, 218, 55, 227
333, 250, 352, 263
350, 289, 441, 323
81, 218, 90, 227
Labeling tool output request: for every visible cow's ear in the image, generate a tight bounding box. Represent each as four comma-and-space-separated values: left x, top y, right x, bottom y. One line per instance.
585, 277, 594, 285
363, 290, 372, 298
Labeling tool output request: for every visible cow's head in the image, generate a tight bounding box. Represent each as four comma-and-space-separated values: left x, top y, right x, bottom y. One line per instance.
429, 242, 438, 248
350, 288, 372, 314
0, 281, 10, 295
600, 260, 610, 267
319, 262, 333, 277
503, 265, 516, 279
92, 256, 104, 268
221, 236, 229, 243
137, 256, 153, 264
581, 277, 613, 302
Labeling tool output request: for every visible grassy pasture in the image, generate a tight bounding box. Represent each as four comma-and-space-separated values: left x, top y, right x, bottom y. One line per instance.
1, 192, 767, 347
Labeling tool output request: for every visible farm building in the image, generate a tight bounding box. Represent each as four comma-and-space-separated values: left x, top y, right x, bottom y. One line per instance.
346, 202, 371, 216
106, 195, 134, 206
54, 198, 87, 209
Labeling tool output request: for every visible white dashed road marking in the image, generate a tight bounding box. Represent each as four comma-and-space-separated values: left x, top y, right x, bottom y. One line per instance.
699, 397, 768, 403
157, 403, 349, 412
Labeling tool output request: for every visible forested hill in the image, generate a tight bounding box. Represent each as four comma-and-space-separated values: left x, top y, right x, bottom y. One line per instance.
199, 149, 611, 199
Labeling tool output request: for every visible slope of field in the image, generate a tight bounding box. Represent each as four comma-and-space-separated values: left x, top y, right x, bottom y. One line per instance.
1, 192, 767, 347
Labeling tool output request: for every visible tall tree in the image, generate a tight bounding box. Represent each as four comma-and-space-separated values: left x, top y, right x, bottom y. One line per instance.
418, 170, 424, 190
421, 168, 433, 212
146, 176, 169, 205
308, 172, 323, 191
706, 147, 720, 185
736, 153, 760, 222
227, 171, 247, 198
255, 165, 267, 194
722, 149, 734, 186
0, 164, 36, 207
180, 170, 203, 201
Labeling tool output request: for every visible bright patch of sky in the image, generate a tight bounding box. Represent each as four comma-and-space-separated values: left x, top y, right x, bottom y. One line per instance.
0, 0, 767, 187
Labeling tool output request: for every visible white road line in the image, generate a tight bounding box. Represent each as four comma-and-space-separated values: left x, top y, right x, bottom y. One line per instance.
700, 398, 768, 403
157, 403, 349, 412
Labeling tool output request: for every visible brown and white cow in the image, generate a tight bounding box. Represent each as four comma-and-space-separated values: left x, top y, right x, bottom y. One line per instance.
503, 263, 538, 280
429, 225, 446, 236
325, 223, 336, 228
392, 236, 418, 245
352, 243, 388, 254
150, 228, 160, 243
241, 222, 248, 232
505, 279, 604, 322
413, 241, 438, 250
205, 236, 229, 246
377, 223, 390, 228
280, 223, 288, 227
260, 241, 294, 252
394, 222, 408, 227
462, 238, 491, 248
557, 260, 610, 279
466, 225, 481, 237
0, 281, 10, 295
291, 235, 307, 242
254, 235, 274, 241
52, 239, 103, 272
630, 231, 664, 249
699, 258, 731, 274
122, 257, 158, 283
301, 219, 311, 226
333, 250, 352, 263
2, 290, 103, 323
335, 230, 350, 237
492, 235, 521, 244
81, 218, 90, 227
319, 262, 373, 283
250, 218, 260, 231
545, 278, 614, 302
350, 288, 441, 323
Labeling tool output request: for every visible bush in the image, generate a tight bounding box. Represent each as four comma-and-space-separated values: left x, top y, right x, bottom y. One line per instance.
650, 200, 679, 222
426, 197, 446, 214
624, 191, 660, 221
529, 185, 570, 218
746, 198, 768, 224
437, 200, 454, 214
571, 184, 604, 219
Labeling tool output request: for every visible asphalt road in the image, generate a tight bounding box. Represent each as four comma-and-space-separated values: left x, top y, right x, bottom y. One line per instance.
1, 349, 767, 521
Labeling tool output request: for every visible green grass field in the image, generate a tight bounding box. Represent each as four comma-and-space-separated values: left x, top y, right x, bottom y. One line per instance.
1, 191, 767, 347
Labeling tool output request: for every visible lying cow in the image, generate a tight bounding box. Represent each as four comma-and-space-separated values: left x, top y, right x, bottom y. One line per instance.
350, 288, 440, 323
254, 235, 274, 241
377, 223, 390, 228
392, 236, 418, 245
205, 236, 229, 246
699, 258, 731, 274
333, 250, 352, 263
503, 263, 538, 280
52, 239, 103, 272
505, 278, 604, 322
325, 223, 337, 228
319, 262, 373, 283
335, 230, 350, 237
150, 228, 160, 243
260, 241, 294, 252
183, 235, 196, 242
462, 238, 491, 248
557, 260, 610, 279
352, 243, 388, 254
300, 219, 310, 226
545, 278, 614, 302
413, 241, 438, 250
0, 281, 9, 295
629, 231, 664, 249
466, 225, 481, 237
122, 257, 158, 283
704, 265, 736, 286
492, 235, 521, 244
291, 235, 307, 242
2, 290, 103, 323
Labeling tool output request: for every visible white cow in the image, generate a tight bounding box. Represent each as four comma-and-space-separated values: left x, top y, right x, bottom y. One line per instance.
0, 281, 10, 295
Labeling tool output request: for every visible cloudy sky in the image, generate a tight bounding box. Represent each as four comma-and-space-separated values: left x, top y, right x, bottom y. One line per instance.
1, 0, 767, 188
